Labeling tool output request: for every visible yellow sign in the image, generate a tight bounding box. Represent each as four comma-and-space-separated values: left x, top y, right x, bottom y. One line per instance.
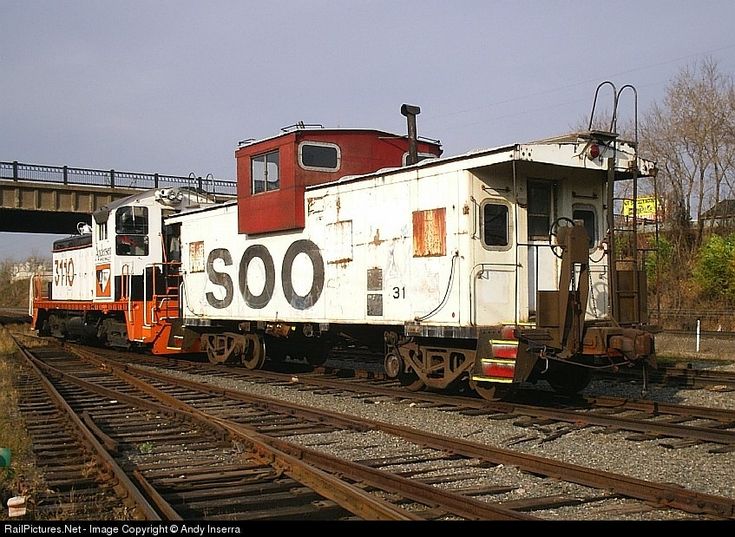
622, 196, 659, 220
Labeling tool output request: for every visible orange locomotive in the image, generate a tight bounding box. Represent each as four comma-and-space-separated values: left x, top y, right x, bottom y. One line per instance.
30, 188, 213, 355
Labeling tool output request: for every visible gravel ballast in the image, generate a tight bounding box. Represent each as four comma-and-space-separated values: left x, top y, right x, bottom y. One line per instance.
139, 362, 735, 520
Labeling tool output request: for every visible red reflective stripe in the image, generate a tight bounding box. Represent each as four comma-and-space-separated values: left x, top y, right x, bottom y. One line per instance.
481, 361, 515, 378
492, 344, 518, 359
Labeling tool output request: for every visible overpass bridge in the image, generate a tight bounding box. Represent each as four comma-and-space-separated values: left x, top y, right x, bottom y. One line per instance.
0, 161, 237, 234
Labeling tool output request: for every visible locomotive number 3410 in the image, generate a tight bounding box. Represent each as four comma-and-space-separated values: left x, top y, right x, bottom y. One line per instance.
54, 258, 75, 287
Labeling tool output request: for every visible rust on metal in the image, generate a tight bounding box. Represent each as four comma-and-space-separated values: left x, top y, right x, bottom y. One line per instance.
412, 207, 446, 257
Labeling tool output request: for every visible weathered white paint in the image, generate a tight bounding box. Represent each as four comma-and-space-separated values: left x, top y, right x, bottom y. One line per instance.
172, 134, 647, 329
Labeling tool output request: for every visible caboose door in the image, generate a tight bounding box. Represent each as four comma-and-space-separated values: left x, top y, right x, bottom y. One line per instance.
526, 180, 557, 315
473, 196, 518, 326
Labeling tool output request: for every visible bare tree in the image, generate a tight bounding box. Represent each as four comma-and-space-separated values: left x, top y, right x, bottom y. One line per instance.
641, 58, 735, 249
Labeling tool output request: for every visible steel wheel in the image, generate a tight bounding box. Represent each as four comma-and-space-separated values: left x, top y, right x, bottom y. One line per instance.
305, 342, 330, 367
241, 334, 266, 370
545, 363, 591, 395
384, 353, 402, 379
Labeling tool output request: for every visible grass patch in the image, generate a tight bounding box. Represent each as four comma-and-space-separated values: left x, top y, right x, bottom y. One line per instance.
0, 348, 45, 520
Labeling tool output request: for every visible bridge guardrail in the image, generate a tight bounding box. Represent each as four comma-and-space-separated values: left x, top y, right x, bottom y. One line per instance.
0, 161, 237, 196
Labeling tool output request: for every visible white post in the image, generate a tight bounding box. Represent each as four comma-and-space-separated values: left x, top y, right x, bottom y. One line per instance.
696, 319, 701, 353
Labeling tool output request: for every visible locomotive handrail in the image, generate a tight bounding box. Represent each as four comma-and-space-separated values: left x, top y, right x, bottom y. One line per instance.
0, 160, 237, 196
143, 262, 182, 327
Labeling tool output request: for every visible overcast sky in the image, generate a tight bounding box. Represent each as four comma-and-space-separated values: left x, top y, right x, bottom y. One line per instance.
2, 0, 735, 260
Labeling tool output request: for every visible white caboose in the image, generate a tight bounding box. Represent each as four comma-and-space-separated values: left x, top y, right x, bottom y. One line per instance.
170, 125, 656, 397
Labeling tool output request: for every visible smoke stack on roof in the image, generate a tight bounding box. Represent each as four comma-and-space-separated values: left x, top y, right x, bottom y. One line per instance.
401, 104, 421, 165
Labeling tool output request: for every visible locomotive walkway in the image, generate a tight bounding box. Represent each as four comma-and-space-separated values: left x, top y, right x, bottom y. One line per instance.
0, 161, 236, 234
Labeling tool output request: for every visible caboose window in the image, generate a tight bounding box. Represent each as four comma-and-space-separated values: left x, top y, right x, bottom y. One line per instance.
573, 207, 597, 247
401, 152, 436, 166
299, 142, 340, 171
482, 203, 509, 247
251, 150, 280, 194
528, 181, 552, 240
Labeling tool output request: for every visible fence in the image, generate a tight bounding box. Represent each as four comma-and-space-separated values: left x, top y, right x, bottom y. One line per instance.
0, 161, 237, 196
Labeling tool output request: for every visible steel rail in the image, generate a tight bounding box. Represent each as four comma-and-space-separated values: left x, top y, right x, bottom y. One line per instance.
24, 351, 418, 521
658, 367, 735, 388
579, 394, 735, 422
126, 353, 735, 445
68, 345, 735, 518
71, 347, 531, 521
10, 336, 162, 520
595, 366, 735, 388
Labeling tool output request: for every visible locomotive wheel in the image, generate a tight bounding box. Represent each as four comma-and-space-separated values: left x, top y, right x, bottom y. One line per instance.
305, 351, 328, 367
241, 334, 266, 370
384, 353, 402, 379
398, 369, 425, 391
470, 379, 508, 401
545, 364, 592, 395
265, 339, 288, 362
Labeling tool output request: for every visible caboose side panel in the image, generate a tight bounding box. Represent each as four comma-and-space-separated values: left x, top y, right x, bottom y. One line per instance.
175, 168, 473, 327
312, 169, 470, 327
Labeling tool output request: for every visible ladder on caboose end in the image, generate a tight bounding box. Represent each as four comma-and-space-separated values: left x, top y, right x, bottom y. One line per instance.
590, 82, 659, 328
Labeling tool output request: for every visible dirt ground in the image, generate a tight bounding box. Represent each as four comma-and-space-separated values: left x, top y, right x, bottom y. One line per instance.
655, 332, 735, 365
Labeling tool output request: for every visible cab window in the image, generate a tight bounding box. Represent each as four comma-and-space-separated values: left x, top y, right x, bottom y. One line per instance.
115, 206, 149, 256
252, 150, 280, 194
528, 181, 552, 240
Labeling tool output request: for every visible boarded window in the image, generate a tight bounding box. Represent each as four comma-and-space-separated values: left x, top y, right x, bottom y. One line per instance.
189, 241, 205, 273
413, 208, 446, 257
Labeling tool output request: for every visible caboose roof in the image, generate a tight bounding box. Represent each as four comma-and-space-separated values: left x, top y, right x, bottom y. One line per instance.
236, 127, 427, 150
306, 131, 655, 191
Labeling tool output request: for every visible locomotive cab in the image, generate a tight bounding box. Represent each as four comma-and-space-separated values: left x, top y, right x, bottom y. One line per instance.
32, 187, 219, 352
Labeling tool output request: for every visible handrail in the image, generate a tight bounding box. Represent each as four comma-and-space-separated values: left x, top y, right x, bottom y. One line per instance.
0, 160, 236, 196
143, 262, 182, 327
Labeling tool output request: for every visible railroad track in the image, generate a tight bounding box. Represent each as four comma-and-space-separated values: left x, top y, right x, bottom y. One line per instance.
10, 339, 533, 520
590, 359, 735, 389
59, 341, 735, 454
8, 356, 135, 519
11, 339, 735, 519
